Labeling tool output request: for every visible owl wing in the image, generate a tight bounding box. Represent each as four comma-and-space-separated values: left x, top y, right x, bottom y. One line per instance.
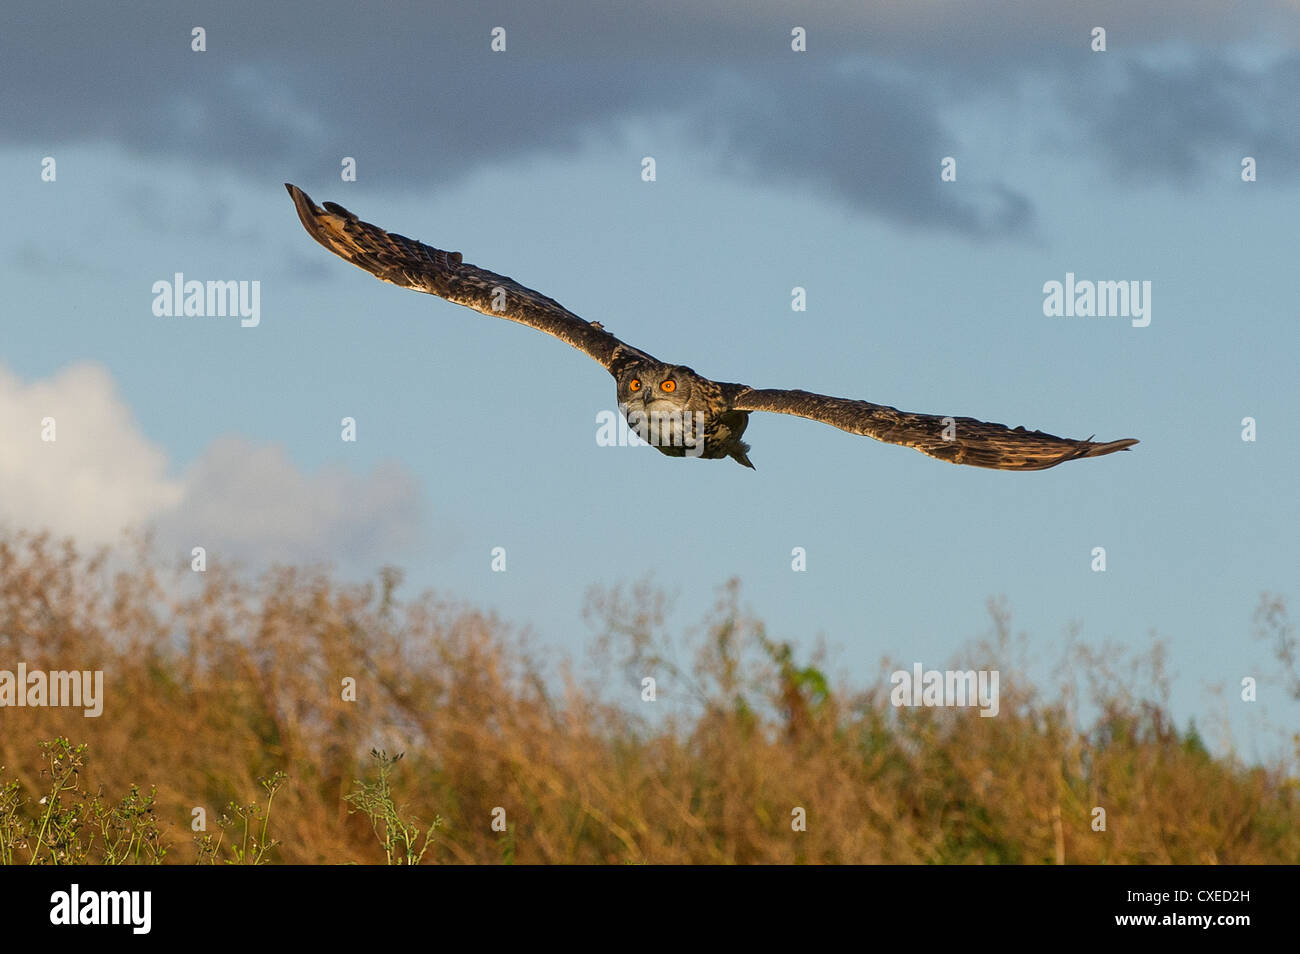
285, 184, 651, 373
731, 388, 1138, 471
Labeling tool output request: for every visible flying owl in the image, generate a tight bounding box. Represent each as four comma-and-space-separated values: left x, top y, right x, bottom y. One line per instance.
286, 184, 1137, 471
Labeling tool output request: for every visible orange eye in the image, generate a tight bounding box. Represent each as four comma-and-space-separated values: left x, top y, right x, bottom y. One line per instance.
661, 379, 676, 393
629, 379, 641, 392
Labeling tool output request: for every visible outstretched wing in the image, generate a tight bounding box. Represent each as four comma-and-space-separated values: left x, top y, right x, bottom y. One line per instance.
285, 184, 650, 373
732, 388, 1138, 471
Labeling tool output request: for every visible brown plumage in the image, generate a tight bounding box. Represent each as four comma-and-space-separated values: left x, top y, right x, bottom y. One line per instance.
730, 389, 1137, 471
286, 184, 1138, 471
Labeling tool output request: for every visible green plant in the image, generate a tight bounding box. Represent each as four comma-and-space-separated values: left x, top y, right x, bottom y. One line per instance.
344, 750, 442, 865
194, 771, 287, 865
0, 739, 168, 864
0, 778, 27, 865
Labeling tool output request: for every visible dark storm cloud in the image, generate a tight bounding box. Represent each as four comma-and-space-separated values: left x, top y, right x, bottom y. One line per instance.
2, 2, 1294, 235
1072, 54, 1300, 181
688, 67, 1033, 236
2, 4, 722, 192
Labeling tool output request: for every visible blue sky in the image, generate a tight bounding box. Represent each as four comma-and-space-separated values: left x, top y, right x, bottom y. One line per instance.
2, 2, 1297, 760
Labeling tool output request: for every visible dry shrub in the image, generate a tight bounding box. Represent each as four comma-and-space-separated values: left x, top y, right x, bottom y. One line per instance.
0, 530, 1295, 863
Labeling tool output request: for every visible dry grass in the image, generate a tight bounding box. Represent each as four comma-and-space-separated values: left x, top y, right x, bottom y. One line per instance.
0, 529, 1296, 864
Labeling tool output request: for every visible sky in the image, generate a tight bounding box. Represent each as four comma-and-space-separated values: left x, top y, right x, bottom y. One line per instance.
2, 2, 1298, 760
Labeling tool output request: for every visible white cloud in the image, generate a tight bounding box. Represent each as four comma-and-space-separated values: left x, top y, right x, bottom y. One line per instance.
0, 361, 424, 564
159, 435, 423, 565
0, 361, 183, 544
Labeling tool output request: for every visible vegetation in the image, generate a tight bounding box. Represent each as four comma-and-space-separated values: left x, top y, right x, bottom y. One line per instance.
0, 530, 1295, 863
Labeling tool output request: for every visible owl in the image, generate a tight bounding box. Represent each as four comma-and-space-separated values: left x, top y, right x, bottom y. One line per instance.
286, 184, 1137, 471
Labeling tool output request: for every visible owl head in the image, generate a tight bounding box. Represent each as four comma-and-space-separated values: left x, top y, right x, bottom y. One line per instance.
615, 361, 709, 454
616, 361, 698, 413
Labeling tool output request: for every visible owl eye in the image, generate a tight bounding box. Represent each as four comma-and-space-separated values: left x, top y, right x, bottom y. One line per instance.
661, 379, 676, 393
629, 378, 642, 392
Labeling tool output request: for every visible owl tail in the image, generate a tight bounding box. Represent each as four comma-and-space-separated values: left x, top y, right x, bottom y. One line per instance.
730, 441, 756, 470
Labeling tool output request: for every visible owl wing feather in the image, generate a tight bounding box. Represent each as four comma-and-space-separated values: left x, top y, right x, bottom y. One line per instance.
285, 184, 650, 374
731, 388, 1138, 471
